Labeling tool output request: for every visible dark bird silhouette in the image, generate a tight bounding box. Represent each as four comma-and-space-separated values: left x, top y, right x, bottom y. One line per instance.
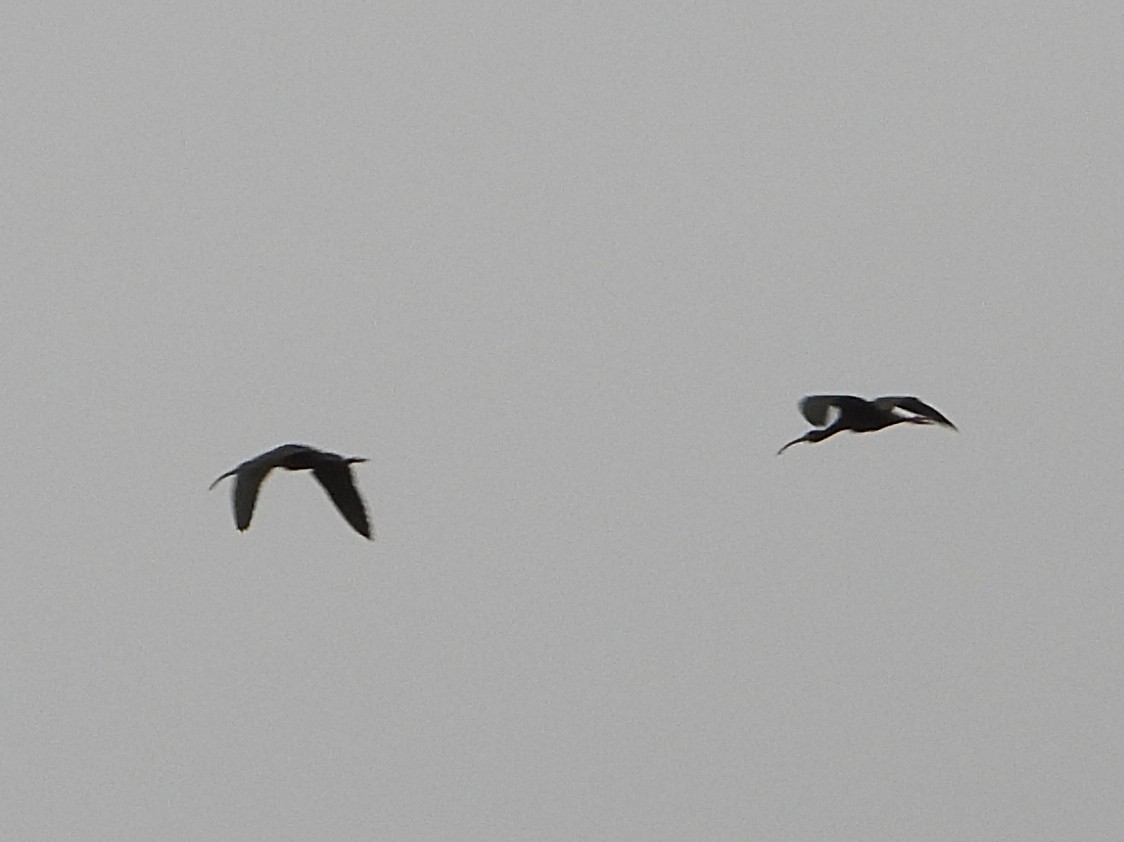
778, 395, 957, 455
209, 444, 372, 538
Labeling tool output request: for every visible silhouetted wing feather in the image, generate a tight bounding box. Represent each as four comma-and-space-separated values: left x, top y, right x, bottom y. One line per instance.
231, 465, 272, 531
312, 464, 371, 539
799, 394, 866, 427
875, 396, 957, 429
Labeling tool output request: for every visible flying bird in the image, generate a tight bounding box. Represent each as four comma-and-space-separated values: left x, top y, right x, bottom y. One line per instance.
209, 444, 372, 538
777, 395, 957, 455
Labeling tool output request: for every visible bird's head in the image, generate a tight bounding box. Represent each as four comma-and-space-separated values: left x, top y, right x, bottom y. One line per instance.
777, 427, 833, 455
803, 428, 836, 441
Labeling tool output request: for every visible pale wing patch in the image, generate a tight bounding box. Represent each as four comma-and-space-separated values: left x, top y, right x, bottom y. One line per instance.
875, 396, 957, 429
799, 395, 842, 427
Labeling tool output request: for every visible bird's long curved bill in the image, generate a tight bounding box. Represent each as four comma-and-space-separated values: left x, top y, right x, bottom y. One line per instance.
208, 469, 237, 491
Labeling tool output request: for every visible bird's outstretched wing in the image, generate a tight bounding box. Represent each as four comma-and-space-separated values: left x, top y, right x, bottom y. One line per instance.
312, 463, 372, 539
799, 394, 868, 427
210, 455, 279, 531
874, 396, 957, 429
230, 464, 273, 530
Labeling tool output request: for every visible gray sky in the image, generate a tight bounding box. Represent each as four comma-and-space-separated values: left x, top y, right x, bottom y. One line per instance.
4, 2, 1124, 839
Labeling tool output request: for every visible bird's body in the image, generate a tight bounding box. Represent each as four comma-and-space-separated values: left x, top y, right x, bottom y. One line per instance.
210, 444, 372, 538
777, 395, 956, 455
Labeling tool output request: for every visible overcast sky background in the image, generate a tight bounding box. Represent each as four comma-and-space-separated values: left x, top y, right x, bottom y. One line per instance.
4, 2, 1124, 839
